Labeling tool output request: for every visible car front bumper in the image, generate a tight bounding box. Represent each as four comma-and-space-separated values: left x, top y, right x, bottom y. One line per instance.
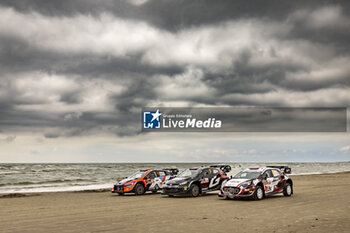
218, 186, 255, 198
112, 185, 134, 193
161, 186, 190, 196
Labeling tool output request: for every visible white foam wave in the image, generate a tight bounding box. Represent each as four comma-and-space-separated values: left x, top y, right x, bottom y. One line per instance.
0, 183, 113, 194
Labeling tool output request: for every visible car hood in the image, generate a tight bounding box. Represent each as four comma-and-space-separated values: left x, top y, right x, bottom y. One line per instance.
117, 178, 137, 185
225, 178, 250, 187
166, 177, 189, 185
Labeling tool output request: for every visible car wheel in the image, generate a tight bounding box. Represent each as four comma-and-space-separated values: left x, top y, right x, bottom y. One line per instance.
253, 186, 264, 200
283, 183, 292, 196
190, 184, 200, 197
134, 183, 145, 195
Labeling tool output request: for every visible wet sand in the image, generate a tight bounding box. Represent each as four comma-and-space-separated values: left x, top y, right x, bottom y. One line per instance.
1, 172, 349, 233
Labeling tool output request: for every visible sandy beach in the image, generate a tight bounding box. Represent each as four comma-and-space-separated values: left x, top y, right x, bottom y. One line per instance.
1, 172, 349, 233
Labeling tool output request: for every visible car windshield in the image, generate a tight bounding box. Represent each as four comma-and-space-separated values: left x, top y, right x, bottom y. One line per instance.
177, 169, 200, 178
127, 171, 146, 180
233, 171, 260, 179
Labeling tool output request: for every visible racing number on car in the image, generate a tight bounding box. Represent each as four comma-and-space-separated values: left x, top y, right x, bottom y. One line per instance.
209, 176, 220, 188
265, 180, 271, 192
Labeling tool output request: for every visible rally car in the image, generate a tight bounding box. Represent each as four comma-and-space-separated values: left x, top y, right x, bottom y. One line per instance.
218, 166, 293, 200
162, 165, 231, 197
112, 168, 178, 195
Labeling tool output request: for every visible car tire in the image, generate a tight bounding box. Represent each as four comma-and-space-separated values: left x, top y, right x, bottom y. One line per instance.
283, 183, 292, 196
117, 193, 124, 196
134, 183, 145, 195
253, 186, 264, 200
168, 195, 174, 197
190, 184, 200, 197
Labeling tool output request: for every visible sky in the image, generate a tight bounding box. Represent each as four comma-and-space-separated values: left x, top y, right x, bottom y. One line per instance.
0, 0, 349, 163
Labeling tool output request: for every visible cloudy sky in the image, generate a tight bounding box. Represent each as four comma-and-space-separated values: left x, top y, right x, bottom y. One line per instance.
0, 0, 349, 163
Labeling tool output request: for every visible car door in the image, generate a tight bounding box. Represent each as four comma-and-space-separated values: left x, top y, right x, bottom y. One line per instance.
263, 169, 274, 194
200, 168, 211, 190
271, 169, 283, 192
152, 171, 166, 189
208, 168, 221, 190
144, 171, 156, 190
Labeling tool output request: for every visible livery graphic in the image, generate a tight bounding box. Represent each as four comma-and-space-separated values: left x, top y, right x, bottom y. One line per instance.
162, 165, 231, 197
218, 166, 293, 200
143, 109, 161, 129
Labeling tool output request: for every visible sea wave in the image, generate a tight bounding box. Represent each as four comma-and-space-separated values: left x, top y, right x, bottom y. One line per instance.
0, 183, 113, 194
0, 179, 92, 187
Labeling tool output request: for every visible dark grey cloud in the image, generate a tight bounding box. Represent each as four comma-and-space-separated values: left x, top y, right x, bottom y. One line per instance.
3, 0, 350, 31
0, 1, 349, 138
44, 133, 60, 139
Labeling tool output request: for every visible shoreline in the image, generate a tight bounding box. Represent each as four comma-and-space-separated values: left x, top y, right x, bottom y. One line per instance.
2, 162, 349, 195
1, 171, 350, 197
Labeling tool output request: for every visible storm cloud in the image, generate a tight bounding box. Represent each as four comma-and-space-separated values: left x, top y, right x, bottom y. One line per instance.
0, 0, 349, 138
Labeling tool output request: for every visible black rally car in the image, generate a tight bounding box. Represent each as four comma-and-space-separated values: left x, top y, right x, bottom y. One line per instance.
162, 165, 231, 197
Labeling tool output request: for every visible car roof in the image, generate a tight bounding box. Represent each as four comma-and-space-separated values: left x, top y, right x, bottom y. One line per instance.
139, 169, 152, 172
189, 167, 202, 170
242, 167, 280, 173
139, 169, 168, 172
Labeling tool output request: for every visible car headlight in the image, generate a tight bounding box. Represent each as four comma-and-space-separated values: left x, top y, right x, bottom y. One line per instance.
241, 181, 252, 188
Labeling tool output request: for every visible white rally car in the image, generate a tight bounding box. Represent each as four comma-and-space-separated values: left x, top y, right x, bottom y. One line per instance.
218, 166, 293, 200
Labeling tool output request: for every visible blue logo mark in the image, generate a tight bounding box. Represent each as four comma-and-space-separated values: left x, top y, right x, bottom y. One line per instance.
143, 109, 161, 129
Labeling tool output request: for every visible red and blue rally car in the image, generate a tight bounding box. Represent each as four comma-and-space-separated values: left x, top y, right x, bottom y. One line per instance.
112, 168, 178, 195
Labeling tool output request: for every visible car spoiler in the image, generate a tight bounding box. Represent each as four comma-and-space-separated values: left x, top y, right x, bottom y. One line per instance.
267, 166, 291, 174
163, 168, 179, 175
210, 165, 232, 173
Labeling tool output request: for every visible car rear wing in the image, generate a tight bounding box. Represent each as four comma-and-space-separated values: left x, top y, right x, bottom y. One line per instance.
210, 165, 232, 173
163, 168, 179, 175
267, 166, 291, 174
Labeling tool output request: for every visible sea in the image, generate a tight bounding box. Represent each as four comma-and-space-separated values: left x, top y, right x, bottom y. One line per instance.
0, 162, 349, 194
